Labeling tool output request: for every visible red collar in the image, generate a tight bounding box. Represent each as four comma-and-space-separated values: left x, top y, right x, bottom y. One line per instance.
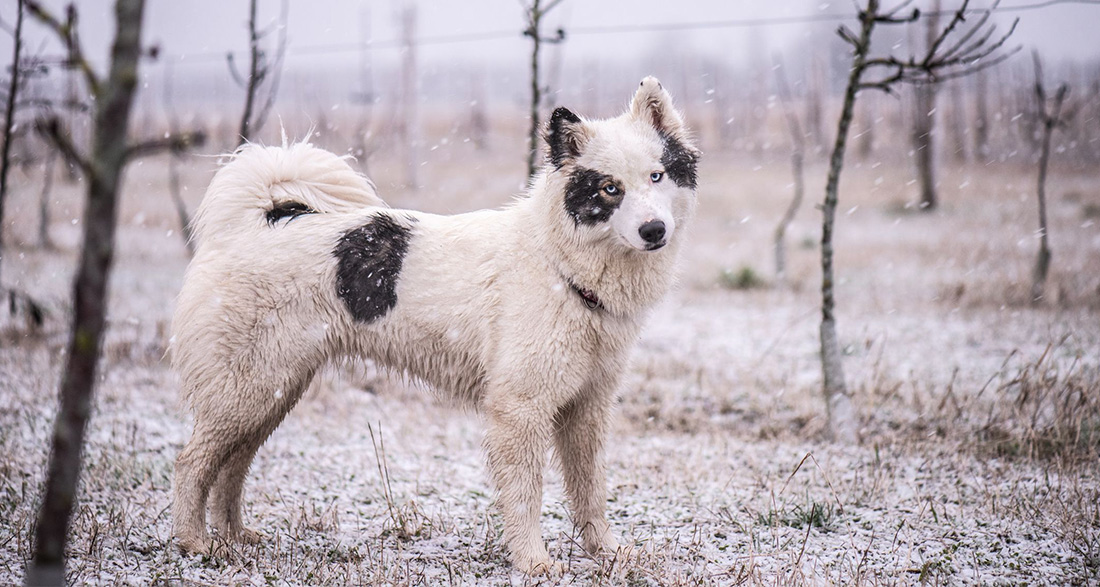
570, 282, 602, 310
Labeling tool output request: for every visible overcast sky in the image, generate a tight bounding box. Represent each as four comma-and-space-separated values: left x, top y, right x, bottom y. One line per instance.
9, 0, 1100, 73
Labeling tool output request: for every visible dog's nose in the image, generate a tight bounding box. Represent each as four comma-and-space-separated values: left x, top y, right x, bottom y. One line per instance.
638, 220, 666, 244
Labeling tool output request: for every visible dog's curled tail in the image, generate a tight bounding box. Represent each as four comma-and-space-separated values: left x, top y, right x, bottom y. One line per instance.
192, 142, 385, 248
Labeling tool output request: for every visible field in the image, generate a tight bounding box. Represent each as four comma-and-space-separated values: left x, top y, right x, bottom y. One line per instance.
1, 117, 1099, 585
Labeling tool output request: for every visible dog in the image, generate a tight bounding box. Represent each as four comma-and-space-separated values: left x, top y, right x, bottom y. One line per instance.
170, 76, 699, 575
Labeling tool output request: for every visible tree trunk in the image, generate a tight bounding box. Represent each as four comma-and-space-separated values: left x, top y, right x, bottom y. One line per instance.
858, 97, 875, 160
525, 0, 543, 179
0, 0, 25, 284
912, 83, 937, 210
948, 80, 967, 163
805, 53, 826, 154
25, 1, 145, 584
38, 149, 57, 249
911, 0, 940, 211
1030, 53, 1068, 305
818, 4, 878, 444
237, 0, 260, 146
167, 152, 194, 256
400, 3, 418, 190
772, 55, 806, 286
973, 67, 990, 162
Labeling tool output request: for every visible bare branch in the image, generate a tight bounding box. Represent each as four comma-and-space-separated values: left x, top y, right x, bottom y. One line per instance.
837, 24, 861, 48
540, 0, 566, 16
24, 1, 101, 97
226, 52, 246, 87
937, 1, 997, 62
921, 46, 1021, 83
250, 0, 289, 138
34, 116, 90, 176
123, 130, 206, 161
951, 19, 1019, 66
880, 0, 918, 20
922, 0, 970, 67
875, 4, 919, 23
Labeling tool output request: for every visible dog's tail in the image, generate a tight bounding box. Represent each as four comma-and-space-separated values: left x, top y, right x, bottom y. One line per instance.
192, 142, 385, 248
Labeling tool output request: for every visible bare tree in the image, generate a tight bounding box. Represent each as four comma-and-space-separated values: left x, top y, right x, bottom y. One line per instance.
805, 53, 827, 154
37, 148, 56, 249
399, 2, 419, 189
163, 61, 194, 255
23, 0, 146, 582
351, 2, 379, 173
1029, 51, 1069, 304
772, 54, 806, 286
229, 0, 288, 147
973, 65, 991, 161
857, 95, 876, 159
0, 0, 25, 282
819, 0, 1017, 441
910, 0, 940, 211
947, 79, 968, 162
23, 1, 201, 583
522, 0, 565, 178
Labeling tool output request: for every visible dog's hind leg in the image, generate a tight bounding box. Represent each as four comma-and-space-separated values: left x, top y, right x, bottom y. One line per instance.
554, 390, 620, 556
172, 418, 242, 555
207, 430, 270, 544
207, 382, 306, 544
173, 375, 302, 554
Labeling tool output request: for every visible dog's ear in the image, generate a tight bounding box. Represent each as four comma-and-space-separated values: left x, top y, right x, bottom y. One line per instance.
630, 76, 688, 140
545, 107, 589, 168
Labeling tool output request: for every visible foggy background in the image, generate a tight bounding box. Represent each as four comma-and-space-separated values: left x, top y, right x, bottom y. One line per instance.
9, 0, 1100, 120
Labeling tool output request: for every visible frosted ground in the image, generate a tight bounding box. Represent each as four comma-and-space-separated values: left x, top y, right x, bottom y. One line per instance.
1, 135, 1098, 585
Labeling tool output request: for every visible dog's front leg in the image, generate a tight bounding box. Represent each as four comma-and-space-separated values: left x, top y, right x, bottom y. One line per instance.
554, 390, 620, 556
483, 397, 558, 575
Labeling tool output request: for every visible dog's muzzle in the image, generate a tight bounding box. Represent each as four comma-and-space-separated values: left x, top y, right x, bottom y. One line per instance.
639, 220, 666, 250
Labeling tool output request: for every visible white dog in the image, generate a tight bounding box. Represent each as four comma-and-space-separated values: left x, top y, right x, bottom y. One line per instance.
171, 76, 699, 574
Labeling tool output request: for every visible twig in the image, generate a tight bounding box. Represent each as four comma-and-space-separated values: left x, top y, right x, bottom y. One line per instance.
24, 1, 100, 97
123, 130, 206, 161
250, 0, 289, 139
779, 452, 844, 514
34, 116, 90, 176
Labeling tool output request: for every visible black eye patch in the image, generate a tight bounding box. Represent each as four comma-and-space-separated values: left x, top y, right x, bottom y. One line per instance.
564, 167, 623, 225
661, 134, 698, 190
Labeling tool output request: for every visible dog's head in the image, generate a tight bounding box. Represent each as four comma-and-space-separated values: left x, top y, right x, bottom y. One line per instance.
544, 76, 699, 253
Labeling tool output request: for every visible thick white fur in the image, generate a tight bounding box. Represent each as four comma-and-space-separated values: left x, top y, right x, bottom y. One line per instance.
171, 77, 698, 575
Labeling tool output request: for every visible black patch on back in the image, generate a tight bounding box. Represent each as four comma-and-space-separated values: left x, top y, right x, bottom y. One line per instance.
564, 167, 623, 225
661, 134, 699, 190
266, 201, 316, 226
547, 107, 583, 168
334, 214, 413, 323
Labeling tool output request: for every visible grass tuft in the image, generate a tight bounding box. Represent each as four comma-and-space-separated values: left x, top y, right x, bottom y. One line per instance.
719, 266, 767, 290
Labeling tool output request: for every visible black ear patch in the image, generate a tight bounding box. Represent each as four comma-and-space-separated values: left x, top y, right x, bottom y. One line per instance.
564, 167, 623, 225
266, 201, 316, 225
661, 134, 699, 190
334, 214, 414, 323
547, 107, 584, 168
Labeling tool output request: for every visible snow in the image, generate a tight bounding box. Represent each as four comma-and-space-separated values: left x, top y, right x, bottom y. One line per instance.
0, 138, 1098, 585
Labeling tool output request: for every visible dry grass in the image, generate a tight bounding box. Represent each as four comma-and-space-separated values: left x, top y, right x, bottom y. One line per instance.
1, 121, 1099, 585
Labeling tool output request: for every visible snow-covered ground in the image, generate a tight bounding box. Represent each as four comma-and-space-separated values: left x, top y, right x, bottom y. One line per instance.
1, 145, 1098, 585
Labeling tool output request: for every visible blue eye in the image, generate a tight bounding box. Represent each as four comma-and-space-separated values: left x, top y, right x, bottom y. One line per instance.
651, 171, 664, 183
604, 184, 619, 195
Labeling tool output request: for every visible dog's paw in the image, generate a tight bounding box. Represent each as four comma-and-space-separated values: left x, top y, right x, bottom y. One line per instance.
233, 527, 263, 545
582, 525, 621, 556
174, 533, 215, 557
512, 549, 565, 577
521, 559, 566, 577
